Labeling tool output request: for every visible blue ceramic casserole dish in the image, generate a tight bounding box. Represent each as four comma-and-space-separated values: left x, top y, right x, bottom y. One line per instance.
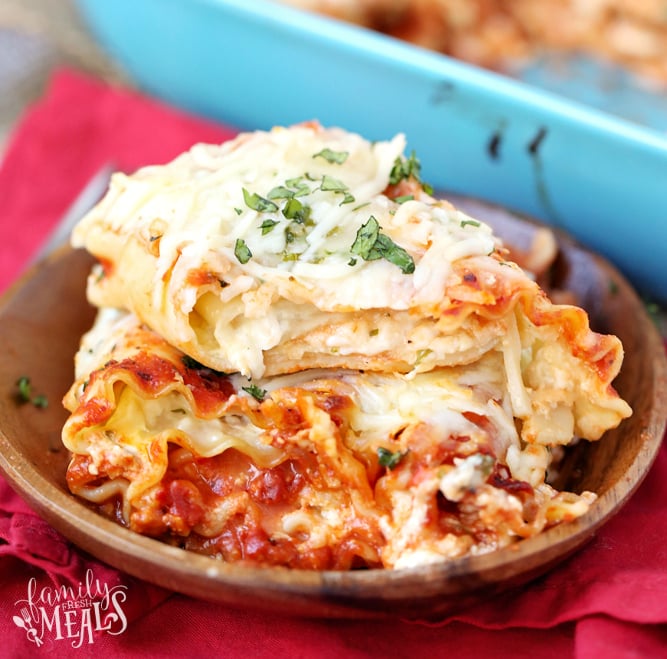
76, 0, 667, 301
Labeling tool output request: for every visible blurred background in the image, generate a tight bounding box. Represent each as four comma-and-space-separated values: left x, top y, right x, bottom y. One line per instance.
0, 0, 126, 151
3, 0, 667, 152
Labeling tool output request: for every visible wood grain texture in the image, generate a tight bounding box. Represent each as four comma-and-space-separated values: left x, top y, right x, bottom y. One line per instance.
0, 207, 665, 619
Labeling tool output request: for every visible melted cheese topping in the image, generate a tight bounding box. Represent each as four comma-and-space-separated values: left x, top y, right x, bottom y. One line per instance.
73, 123, 501, 377
75, 125, 495, 306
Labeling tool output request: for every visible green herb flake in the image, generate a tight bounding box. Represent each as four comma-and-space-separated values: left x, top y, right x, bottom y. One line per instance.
352, 202, 371, 212
460, 219, 481, 228
242, 384, 267, 401
31, 395, 49, 409
377, 447, 406, 470
320, 175, 349, 194
242, 187, 279, 213
15, 376, 48, 409
348, 257, 357, 267
267, 186, 295, 200
394, 195, 414, 204
318, 175, 356, 205
234, 208, 243, 216
388, 151, 433, 193
282, 197, 311, 224
234, 238, 252, 264
389, 151, 421, 185
16, 376, 32, 402
260, 219, 279, 235
285, 177, 311, 197
351, 216, 415, 274
313, 148, 349, 165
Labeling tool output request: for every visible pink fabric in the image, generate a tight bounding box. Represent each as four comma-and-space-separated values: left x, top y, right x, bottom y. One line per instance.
1, 69, 665, 658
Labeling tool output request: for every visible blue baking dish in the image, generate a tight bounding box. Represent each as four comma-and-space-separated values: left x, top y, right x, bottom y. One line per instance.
76, 0, 667, 302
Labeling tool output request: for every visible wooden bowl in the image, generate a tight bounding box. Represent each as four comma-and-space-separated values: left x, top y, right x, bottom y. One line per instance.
0, 205, 665, 619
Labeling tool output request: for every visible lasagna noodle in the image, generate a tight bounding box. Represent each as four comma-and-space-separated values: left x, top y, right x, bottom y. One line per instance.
63, 308, 625, 569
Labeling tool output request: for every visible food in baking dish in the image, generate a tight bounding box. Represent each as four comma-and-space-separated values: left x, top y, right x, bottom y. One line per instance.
282, 0, 667, 87
64, 123, 631, 569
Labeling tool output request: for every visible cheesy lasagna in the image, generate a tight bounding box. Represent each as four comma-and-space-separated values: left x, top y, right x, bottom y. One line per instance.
63, 123, 631, 570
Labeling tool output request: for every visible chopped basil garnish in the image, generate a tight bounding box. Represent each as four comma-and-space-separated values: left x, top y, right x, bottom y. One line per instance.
377, 447, 406, 470
32, 395, 48, 409
351, 217, 379, 258
284, 176, 311, 197
260, 219, 279, 235
267, 185, 296, 200
320, 175, 355, 205
313, 148, 349, 165
389, 151, 421, 185
15, 376, 48, 409
282, 197, 311, 224
460, 219, 481, 228
389, 151, 433, 193
350, 216, 415, 274
234, 238, 252, 264
242, 187, 279, 213
394, 195, 414, 204
320, 175, 348, 193
16, 376, 32, 402
242, 384, 267, 401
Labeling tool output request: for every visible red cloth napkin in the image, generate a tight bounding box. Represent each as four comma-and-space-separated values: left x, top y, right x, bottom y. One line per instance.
1, 69, 666, 658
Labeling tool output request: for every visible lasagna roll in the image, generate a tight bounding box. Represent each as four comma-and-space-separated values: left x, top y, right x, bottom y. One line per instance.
63, 308, 620, 570
71, 123, 620, 387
